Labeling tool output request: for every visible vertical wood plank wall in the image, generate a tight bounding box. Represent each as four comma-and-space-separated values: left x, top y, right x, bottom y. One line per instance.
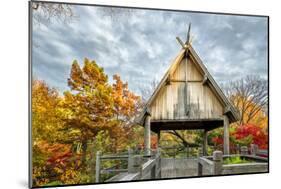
150, 58, 224, 120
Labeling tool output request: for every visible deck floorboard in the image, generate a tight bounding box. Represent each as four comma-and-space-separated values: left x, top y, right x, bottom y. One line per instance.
161, 158, 198, 178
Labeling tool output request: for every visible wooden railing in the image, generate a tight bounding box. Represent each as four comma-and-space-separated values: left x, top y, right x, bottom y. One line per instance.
209, 144, 268, 157
160, 145, 198, 158
159, 145, 220, 158
198, 144, 268, 176
249, 144, 268, 157
95, 149, 161, 182
95, 151, 129, 182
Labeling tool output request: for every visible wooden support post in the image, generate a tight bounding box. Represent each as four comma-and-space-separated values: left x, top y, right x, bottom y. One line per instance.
157, 130, 161, 148
95, 151, 101, 183
198, 147, 203, 157
203, 130, 208, 156
144, 115, 151, 155
223, 115, 230, 155
128, 147, 132, 162
128, 148, 134, 173
236, 144, 240, 154
128, 148, 142, 174
198, 162, 203, 176
157, 147, 161, 178
151, 165, 156, 179
213, 151, 223, 175
240, 146, 248, 155
250, 144, 258, 156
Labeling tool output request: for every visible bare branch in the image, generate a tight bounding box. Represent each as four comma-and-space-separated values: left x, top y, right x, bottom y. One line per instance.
96, 6, 134, 21
32, 2, 77, 26
222, 75, 268, 125
138, 79, 159, 102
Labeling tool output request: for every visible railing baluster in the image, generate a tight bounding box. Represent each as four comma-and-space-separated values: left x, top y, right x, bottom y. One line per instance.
95, 151, 101, 183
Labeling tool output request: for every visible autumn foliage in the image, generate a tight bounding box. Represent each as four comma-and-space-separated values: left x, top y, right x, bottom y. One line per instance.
211, 124, 268, 150
235, 124, 268, 149
32, 58, 141, 186
32, 58, 268, 186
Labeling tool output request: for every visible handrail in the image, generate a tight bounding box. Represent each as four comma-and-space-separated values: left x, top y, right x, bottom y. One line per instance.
198, 144, 269, 176
95, 148, 161, 182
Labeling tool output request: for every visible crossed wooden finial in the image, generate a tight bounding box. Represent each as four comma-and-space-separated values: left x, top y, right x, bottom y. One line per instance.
176, 23, 191, 49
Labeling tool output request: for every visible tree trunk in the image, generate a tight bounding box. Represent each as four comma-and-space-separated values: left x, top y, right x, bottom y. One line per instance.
81, 140, 88, 170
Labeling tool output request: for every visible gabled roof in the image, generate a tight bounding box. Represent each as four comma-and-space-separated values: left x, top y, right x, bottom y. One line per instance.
136, 44, 240, 126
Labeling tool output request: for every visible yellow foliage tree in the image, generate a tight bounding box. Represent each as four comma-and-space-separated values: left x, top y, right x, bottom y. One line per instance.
61, 58, 114, 168
230, 94, 268, 132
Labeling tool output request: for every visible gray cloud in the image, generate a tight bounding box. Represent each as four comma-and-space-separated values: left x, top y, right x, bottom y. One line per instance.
32, 4, 268, 96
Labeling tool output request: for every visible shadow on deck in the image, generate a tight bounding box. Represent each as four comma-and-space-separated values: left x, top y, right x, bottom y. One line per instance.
161, 158, 198, 178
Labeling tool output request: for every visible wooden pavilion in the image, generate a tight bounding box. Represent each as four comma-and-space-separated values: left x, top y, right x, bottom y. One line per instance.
136, 24, 240, 155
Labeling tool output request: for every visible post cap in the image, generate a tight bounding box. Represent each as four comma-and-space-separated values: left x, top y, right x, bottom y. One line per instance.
241, 146, 248, 151
213, 151, 223, 161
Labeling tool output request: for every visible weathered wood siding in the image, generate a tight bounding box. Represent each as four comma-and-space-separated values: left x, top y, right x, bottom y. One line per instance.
150, 57, 223, 120
172, 57, 203, 81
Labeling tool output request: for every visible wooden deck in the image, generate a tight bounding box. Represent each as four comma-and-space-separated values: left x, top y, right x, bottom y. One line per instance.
103, 146, 269, 182
161, 158, 198, 178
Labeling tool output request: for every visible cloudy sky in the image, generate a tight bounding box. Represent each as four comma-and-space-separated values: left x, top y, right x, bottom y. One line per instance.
32, 3, 268, 96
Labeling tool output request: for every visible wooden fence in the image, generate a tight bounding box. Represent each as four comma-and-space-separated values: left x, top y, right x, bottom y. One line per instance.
249, 144, 268, 157
160, 145, 200, 158
160, 145, 221, 158
198, 144, 268, 176
95, 149, 161, 182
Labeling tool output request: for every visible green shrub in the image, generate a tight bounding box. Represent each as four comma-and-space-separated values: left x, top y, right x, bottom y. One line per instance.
223, 156, 253, 164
